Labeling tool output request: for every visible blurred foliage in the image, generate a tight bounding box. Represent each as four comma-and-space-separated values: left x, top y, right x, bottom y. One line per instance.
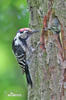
0, 0, 29, 100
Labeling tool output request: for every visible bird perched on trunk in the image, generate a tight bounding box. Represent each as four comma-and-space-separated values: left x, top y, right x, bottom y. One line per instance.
12, 28, 39, 88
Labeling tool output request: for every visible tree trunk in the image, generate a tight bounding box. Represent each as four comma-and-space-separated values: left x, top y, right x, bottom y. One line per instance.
27, 0, 66, 100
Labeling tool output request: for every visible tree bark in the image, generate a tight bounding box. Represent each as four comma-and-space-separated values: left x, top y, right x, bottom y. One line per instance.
27, 0, 66, 100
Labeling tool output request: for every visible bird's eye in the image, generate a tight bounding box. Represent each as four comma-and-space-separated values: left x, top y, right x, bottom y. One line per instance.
20, 31, 28, 39
20, 31, 23, 34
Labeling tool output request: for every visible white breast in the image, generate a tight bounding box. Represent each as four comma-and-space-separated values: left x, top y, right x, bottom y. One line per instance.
15, 38, 21, 45
14, 34, 26, 52
14, 33, 21, 45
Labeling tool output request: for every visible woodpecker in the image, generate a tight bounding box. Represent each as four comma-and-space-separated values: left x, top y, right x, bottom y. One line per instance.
12, 28, 39, 87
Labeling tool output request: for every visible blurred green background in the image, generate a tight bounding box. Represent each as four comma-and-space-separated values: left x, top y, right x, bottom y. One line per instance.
0, 0, 29, 100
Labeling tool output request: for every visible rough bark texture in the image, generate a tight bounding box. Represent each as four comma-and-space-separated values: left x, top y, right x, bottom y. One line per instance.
27, 0, 66, 100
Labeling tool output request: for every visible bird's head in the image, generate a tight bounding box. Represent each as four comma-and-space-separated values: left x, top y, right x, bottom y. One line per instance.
16, 28, 39, 40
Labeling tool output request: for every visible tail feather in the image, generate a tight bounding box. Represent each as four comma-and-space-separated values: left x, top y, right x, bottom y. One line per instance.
25, 65, 33, 88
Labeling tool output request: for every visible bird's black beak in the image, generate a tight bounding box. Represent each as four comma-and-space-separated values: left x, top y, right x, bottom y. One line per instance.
27, 30, 39, 37
31, 30, 39, 33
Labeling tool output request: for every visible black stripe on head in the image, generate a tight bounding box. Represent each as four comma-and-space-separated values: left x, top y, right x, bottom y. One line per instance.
19, 37, 28, 47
